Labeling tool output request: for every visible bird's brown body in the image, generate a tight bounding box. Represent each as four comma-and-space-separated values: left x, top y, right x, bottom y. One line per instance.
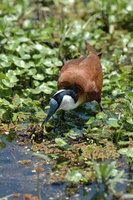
42, 42, 103, 126
58, 43, 103, 106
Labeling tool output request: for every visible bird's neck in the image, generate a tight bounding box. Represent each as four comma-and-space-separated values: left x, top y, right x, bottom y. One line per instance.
59, 94, 78, 111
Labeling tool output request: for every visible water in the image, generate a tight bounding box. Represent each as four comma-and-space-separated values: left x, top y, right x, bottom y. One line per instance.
0, 133, 96, 200
0, 103, 132, 200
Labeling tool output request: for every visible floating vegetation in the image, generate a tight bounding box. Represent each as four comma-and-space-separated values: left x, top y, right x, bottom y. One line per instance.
0, 0, 133, 199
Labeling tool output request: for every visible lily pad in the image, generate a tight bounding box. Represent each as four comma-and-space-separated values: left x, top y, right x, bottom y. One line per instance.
33, 74, 44, 81
96, 112, 108, 119
126, 117, 133, 125
118, 147, 133, 158
55, 138, 70, 149
107, 118, 120, 128
86, 117, 95, 124
66, 170, 82, 182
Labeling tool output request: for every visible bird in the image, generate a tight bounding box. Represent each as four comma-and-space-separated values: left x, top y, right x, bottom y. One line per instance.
42, 42, 103, 127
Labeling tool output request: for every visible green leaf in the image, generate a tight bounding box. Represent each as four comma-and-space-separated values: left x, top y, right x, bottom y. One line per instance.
34, 43, 44, 51
51, 57, 62, 66
6, 70, 18, 83
118, 141, 130, 146
0, 108, 6, 117
47, 81, 57, 87
21, 54, 31, 60
0, 54, 11, 68
15, 68, 25, 75
96, 112, 108, 119
55, 138, 70, 149
32, 54, 42, 59
27, 68, 37, 76
123, 132, 133, 136
112, 88, 122, 96
118, 147, 133, 158
125, 158, 132, 163
32, 152, 50, 161
66, 170, 82, 182
109, 71, 120, 82
0, 18, 6, 32
12, 94, 24, 107
2, 70, 18, 88
118, 148, 128, 155
0, 54, 8, 62
85, 161, 93, 166
93, 160, 118, 183
33, 74, 44, 80
94, 29, 104, 39
127, 92, 133, 100
17, 37, 30, 43
107, 118, 120, 128
12, 56, 32, 68
2, 79, 16, 88
45, 68, 54, 75
126, 117, 133, 125
5, 42, 20, 51
43, 59, 53, 67
66, 130, 82, 139
31, 82, 53, 94
14, 58, 27, 68
127, 147, 133, 158
86, 117, 95, 125
0, 73, 6, 80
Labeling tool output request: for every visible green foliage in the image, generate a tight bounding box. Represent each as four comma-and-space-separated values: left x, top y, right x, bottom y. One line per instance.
118, 147, 133, 158
0, 0, 133, 199
55, 138, 70, 149
107, 118, 120, 128
0, 0, 132, 126
66, 169, 83, 183
94, 160, 125, 195
86, 117, 95, 125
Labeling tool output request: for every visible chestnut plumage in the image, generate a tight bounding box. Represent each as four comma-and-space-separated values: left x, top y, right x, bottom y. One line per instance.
42, 42, 103, 127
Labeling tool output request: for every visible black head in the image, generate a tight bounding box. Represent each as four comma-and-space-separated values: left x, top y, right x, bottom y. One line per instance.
42, 89, 78, 126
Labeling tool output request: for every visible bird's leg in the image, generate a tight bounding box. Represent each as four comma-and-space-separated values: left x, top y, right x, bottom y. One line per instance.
61, 110, 65, 121
41, 120, 45, 129
98, 101, 104, 112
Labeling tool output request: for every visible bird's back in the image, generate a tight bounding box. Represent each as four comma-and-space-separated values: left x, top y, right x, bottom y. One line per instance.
58, 45, 103, 103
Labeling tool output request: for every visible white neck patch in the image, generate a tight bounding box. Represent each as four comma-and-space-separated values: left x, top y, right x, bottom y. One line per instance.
58, 95, 81, 111
54, 89, 65, 96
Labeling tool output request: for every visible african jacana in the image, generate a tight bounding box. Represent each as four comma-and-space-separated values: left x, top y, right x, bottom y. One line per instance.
42, 42, 103, 127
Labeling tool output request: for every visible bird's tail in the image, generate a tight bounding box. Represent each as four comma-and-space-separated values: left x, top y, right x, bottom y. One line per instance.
85, 41, 95, 53
85, 41, 103, 58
